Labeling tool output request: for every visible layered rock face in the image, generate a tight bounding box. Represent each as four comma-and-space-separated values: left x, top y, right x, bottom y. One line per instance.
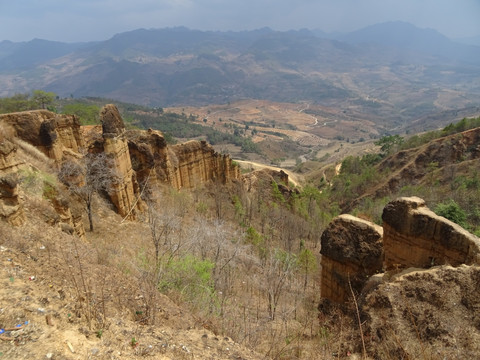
0, 138, 25, 225
0, 106, 240, 226
320, 214, 383, 303
100, 104, 239, 217
100, 105, 140, 219
382, 196, 480, 269
169, 140, 239, 189
0, 110, 85, 162
51, 197, 86, 240
320, 196, 480, 305
126, 129, 240, 191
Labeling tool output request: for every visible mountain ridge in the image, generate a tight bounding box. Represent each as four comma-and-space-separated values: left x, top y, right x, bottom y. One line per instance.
1, 22, 480, 134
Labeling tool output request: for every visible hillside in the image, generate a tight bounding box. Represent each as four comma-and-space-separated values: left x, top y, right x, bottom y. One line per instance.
315, 118, 480, 237
1, 24, 480, 134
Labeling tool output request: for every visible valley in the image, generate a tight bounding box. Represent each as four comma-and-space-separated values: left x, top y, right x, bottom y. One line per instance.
1, 97, 480, 359
1, 21, 480, 360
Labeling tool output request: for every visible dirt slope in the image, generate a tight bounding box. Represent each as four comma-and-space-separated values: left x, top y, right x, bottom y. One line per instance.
0, 212, 259, 360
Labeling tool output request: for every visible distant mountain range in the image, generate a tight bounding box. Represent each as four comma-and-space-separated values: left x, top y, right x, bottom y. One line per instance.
1, 21, 480, 131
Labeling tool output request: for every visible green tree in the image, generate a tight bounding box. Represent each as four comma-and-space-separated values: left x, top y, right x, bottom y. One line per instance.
0, 93, 32, 113
434, 200, 467, 228
62, 103, 101, 125
375, 135, 404, 156
32, 90, 56, 110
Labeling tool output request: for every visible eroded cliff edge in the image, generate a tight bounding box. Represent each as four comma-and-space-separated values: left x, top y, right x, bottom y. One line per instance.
320, 196, 480, 358
0, 105, 240, 224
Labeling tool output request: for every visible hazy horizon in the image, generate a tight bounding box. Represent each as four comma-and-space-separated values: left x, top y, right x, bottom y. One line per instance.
1, 0, 479, 43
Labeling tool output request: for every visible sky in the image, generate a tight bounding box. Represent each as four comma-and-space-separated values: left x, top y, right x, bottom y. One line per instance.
1, 0, 479, 43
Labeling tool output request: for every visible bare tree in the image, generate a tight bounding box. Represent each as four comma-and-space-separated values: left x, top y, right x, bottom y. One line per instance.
147, 201, 183, 270
264, 249, 296, 320
58, 152, 117, 231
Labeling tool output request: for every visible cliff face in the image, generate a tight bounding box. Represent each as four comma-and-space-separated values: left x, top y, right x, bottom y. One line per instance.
382, 196, 480, 269
97, 105, 238, 216
0, 137, 24, 225
126, 129, 240, 191
320, 196, 480, 304
0, 106, 240, 227
169, 140, 239, 189
320, 214, 383, 303
100, 105, 140, 220
0, 110, 85, 163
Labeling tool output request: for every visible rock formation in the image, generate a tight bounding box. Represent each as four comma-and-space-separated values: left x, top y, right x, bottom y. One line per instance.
0, 110, 85, 163
126, 129, 240, 191
98, 104, 240, 218
320, 196, 480, 306
0, 137, 25, 225
100, 104, 140, 219
320, 214, 383, 303
169, 140, 239, 189
382, 196, 480, 269
0, 105, 240, 226
53, 197, 86, 240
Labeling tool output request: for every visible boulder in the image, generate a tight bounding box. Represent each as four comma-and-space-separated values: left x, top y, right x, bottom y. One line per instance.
100, 104, 125, 137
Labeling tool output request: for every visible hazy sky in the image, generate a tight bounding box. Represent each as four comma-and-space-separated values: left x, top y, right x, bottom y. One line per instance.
1, 0, 479, 42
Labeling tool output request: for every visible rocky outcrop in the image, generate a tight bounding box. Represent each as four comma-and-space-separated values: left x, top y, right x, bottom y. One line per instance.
51, 197, 86, 240
1, 106, 240, 223
0, 137, 25, 225
320, 196, 480, 305
382, 196, 480, 269
100, 105, 140, 219
0, 110, 85, 162
169, 140, 239, 189
126, 129, 240, 191
320, 214, 383, 303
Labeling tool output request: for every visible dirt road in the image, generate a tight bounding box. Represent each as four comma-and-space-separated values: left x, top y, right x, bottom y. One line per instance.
234, 159, 303, 187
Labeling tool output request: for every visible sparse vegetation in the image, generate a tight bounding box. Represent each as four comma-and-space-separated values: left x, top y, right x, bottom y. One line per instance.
0, 90, 57, 113
58, 152, 119, 231
1, 99, 480, 359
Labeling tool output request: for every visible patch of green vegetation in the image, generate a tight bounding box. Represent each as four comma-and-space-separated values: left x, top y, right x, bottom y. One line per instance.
271, 181, 286, 204
399, 116, 480, 152
0, 90, 57, 113
245, 226, 266, 259
19, 168, 57, 199
61, 102, 101, 125
434, 200, 467, 228
159, 255, 215, 310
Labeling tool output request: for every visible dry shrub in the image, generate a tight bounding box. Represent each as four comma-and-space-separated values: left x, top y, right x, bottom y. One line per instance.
13, 138, 54, 172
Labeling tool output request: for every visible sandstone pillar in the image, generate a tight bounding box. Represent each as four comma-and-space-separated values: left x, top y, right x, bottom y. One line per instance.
320, 214, 383, 303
